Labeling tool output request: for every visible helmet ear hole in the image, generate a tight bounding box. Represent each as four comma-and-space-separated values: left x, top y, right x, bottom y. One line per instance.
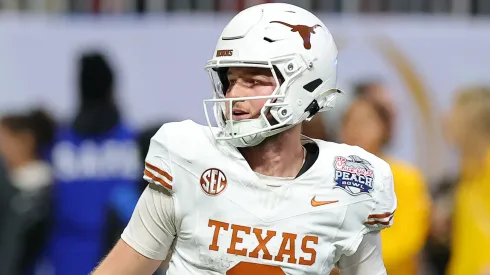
303, 78, 323, 93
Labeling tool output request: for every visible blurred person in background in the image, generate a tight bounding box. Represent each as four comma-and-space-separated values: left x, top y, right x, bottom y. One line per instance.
302, 84, 354, 143
338, 81, 431, 275
46, 50, 140, 275
0, 160, 9, 224
424, 176, 455, 275
0, 109, 55, 275
445, 87, 490, 275
301, 115, 332, 141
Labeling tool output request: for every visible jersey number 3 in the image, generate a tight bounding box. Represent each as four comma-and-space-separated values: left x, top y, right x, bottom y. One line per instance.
227, 262, 285, 275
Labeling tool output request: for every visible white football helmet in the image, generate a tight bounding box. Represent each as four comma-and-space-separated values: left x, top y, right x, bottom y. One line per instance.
203, 3, 340, 147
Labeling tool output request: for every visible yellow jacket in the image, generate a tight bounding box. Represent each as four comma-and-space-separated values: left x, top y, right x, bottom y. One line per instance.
381, 158, 431, 275
448, 152, 490, 275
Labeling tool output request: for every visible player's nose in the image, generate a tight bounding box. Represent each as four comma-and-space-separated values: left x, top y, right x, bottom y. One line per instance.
226, 80, 248, 99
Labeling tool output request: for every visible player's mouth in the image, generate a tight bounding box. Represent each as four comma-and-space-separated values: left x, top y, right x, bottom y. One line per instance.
232, 108, 250, 120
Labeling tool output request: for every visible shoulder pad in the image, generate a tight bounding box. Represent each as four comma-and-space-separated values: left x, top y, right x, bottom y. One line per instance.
143, 123, 174, 192
143, 120, 216, 192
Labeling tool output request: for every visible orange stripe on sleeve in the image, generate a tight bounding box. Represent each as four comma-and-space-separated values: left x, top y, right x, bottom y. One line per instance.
145, 162, 173, 181
364, 212, 395, 226
367, 212, 394, 219
364, 217, 394, 226
144, 169, 173, 190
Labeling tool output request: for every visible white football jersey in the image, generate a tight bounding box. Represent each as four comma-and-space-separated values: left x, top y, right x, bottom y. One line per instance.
122, 120, 396, 275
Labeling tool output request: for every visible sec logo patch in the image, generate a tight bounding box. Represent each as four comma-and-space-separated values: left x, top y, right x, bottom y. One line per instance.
200, 168, 227, 196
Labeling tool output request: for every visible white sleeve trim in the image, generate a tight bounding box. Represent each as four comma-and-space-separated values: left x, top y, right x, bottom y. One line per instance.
121, 232, 169, 261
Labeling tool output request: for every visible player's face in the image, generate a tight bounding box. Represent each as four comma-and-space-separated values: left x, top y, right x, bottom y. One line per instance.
224, 67, 277, 121
340, 100, 386, 155
0, 123, 33, 168
444, 103, 472, 151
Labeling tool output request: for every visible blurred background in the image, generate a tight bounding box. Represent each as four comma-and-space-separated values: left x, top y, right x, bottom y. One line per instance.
1, 0, 490, 275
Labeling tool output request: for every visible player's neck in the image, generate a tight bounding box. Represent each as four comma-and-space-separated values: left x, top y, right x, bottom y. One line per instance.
239, 125, 304, 178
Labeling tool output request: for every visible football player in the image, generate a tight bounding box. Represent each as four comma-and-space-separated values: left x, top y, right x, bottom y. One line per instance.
92, 3, 396, 275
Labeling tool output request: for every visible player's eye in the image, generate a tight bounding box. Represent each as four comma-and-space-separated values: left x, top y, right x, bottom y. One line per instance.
252, 78, 273, 86
242, 77, 263, 86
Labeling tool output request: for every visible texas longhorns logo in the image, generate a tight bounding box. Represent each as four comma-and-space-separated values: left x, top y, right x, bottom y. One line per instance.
270, 21, 322, 50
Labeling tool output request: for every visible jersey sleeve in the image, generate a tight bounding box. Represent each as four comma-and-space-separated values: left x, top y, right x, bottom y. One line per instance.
143, 126, 174, 192
334, 157, 397, 258
121, 184, 176, 260
337, 232, 387, 275
364, 163, 397, 232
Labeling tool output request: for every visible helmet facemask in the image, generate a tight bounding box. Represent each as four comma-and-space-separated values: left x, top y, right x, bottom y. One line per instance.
203, 56, 306, 147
